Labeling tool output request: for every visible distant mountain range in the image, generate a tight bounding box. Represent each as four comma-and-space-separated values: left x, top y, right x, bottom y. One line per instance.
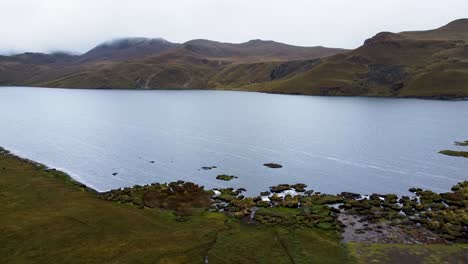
1, 19, 467, 98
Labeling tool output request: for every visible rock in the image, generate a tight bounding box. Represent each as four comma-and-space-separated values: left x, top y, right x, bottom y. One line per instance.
236, 188, 247, 194
383, 194, 398, 203
270, 184, 291, 193
215, 174, 238, 181
263, 163, 283, 169
280, 195, 299, 208
201, 166, 216, 170
409, 187, 423, 193
340, 192, 361, 199
454, 140, 468, 146
292, 183, 307, 192
419, 191, 443, 205
314, 194, 344, 205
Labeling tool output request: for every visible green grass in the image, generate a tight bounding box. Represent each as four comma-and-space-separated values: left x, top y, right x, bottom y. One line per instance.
0, 150, 354, 263
349, 243, 468, 264
439, 150, 468, 158
2, 149, 467, 263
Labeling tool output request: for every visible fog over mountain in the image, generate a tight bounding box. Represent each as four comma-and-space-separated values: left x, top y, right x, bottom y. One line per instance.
1, 0, 468, 54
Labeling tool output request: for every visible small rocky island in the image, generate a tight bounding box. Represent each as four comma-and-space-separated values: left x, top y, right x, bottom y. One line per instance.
216, 174, 238, 181
439, 140, 468, 158
263, 163, 283, 168
455, 140, 468, 146
439, 150, 468, 158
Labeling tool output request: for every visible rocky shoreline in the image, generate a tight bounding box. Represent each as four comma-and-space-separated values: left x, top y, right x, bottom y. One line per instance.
102, 181, 468, 244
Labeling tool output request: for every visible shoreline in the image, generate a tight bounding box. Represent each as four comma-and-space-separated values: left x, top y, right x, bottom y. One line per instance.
0, 146, 98, 193
1, 85, 468, 101
1, 145, 467, 244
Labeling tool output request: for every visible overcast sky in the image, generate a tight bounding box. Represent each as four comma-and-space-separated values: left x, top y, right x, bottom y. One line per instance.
1, 0, 467, 54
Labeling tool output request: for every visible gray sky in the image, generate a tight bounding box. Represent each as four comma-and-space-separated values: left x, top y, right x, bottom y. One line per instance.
1, 0, 467, 54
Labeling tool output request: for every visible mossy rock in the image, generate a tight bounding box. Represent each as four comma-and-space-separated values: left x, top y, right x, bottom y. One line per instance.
455, 140, 468, 146
292, 183, 307, 192
383, 194, 398, 203
313, 194, 344, 205
270, 184, 291, 193
217, 194, 237, 202
216, 174, 238, 181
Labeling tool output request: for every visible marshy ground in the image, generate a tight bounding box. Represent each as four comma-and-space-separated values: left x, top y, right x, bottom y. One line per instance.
1, 147, 467, 263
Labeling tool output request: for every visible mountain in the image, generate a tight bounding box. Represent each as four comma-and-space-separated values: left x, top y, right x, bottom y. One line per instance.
400, 19, 468, 41
80, 38, 180, 62
181, 39, 346, 61
0, 19, 467, 98
253, 19, 468, 98
0, 37, 347, 89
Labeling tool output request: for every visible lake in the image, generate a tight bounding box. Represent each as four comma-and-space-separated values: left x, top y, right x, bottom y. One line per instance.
1, 87, 467, 196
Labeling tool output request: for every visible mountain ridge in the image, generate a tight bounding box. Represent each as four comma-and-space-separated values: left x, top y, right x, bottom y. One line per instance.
1, 19, 467, 98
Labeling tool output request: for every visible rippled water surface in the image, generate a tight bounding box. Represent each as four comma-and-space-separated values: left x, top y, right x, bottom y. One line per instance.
1, 87, 467, 195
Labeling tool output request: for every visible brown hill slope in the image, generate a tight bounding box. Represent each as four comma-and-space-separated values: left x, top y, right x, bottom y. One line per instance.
400, 19, 468, 41
257, 19, 468, 98
0, 38, 346, 88
182, 39, 346, 61
80, 37, 180, 62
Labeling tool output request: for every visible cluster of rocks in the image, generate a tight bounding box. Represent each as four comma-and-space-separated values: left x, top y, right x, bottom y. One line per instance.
209, 183, 343, 231
100, 178, 467, 242
100, 181, 213, 220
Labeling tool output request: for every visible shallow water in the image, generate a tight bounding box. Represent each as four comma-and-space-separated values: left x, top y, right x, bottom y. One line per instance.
1, 87, 467, 195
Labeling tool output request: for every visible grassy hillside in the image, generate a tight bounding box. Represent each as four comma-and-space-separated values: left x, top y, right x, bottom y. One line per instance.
0, 38, 346, 89
261, 19, 468, 98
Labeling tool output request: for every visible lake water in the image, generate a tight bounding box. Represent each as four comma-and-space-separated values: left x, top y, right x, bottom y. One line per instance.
1, 87, 467, 196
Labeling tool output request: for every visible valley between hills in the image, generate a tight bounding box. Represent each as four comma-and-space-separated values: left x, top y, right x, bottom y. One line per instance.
1, 19, 468, 98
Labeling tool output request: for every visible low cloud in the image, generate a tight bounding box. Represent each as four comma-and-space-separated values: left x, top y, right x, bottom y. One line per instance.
1, 0, 467, 54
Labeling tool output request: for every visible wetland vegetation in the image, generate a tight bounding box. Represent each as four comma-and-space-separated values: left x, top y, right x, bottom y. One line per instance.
439, 150, 468, 158
1, 146, 467, 263
215, 174, 238, 181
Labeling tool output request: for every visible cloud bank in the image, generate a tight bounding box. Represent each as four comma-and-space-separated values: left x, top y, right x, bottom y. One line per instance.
1, 0, 467, 54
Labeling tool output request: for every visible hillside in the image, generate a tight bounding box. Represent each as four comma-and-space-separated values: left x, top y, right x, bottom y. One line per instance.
80, 37, 180, 62
257, 19, 468, 98
0, 19, 467, 97
0, 38, 346, 89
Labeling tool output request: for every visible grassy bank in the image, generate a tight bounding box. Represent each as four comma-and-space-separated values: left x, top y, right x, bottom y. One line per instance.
0, 148, 352, 263
1, 148, 467, 263
439, 150, 468, 158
